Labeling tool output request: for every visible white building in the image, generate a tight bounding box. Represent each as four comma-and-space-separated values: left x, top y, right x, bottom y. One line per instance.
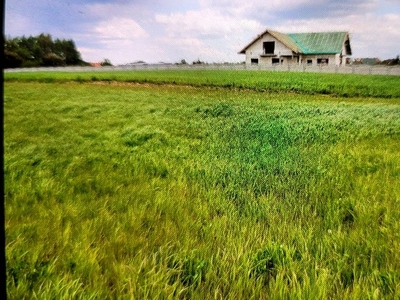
239, 29, 352, 67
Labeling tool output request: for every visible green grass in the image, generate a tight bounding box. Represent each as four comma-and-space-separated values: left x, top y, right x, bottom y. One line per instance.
4, 75, 400, 299
4, 69, 400, 98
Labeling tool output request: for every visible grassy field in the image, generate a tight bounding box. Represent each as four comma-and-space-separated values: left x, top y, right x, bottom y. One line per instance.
5, 69, 400, 98
4, 70, 400, 299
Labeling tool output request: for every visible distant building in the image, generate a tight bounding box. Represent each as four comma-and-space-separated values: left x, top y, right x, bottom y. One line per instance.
239, 29, 352, 66
89, 62, 102, 67
353, 58, 381, 65
125, 61, 147, 66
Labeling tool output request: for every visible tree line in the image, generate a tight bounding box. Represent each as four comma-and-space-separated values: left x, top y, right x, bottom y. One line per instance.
4, 33, 89, 68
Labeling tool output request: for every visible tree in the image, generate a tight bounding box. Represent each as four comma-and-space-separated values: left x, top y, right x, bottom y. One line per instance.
100, 58, 113, 66
54, 39, 82, 65
192, 59, 204, 65
3, 33, 87, 68
37, 33, 54, 56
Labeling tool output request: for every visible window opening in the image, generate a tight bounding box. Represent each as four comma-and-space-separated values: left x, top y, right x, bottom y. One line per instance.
263, 42, 275, 54
345, 40, 352, 55
317, 58, 329, 65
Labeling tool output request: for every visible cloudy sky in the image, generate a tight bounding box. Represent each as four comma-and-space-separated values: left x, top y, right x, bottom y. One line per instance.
5, 0, 400, 65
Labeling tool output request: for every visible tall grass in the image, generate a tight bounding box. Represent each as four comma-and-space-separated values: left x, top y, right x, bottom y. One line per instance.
4, 81, 400, 299
4, 69, 400, 98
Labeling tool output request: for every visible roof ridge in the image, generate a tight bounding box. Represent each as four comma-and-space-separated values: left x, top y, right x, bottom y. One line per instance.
287, 31, 348, 34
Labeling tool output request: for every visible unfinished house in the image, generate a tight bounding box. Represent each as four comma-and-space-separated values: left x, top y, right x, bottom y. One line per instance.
239, 29, 352, 66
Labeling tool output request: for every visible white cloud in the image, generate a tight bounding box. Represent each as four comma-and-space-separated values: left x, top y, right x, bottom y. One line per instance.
199, 0, 378, 17
384, 0, 400, 4
154, 9, 265, 62
75, 16, 152, 64
156, 36, 230, 62
93, 17, 149, 42
77, 38, 166, 65
83, 2, 151, 20
351, 13, 400, 58
76, 46, 98, 60
199, 0, 316, 14
155, 9, 263, 38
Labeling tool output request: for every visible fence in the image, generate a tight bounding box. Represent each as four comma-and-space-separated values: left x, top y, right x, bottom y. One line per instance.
4, 63, 400, 76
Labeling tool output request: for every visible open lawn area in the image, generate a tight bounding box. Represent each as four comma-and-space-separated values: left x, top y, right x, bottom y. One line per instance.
4, 71, 400, 299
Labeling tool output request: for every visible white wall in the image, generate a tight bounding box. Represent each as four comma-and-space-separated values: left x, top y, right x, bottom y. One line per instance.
245, 33, 296, 66
298, 54, 341, 66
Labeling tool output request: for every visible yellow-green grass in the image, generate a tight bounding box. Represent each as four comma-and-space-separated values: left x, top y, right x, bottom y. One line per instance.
4, 80, 400, 299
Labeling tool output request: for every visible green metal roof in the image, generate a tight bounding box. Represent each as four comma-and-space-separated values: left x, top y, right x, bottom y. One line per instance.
268, 30, 302, 53
287, 32, 348, 54
239, 29, 350, 55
